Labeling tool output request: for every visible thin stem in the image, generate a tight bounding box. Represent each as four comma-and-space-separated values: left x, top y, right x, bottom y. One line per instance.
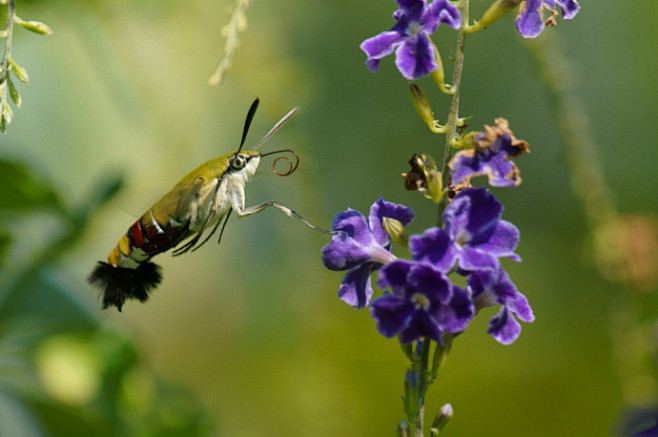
1, 0, 16, 85
208, 0, 252, 86
414, 404, 424, 437
1, 0, 15, 65
437, 0, 469, 225
431, 334, 453, 381
0, 0, 16, 131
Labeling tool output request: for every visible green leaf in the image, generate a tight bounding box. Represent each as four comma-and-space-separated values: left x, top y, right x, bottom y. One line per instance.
0, 269, 98, 333
0, 160, 62, 212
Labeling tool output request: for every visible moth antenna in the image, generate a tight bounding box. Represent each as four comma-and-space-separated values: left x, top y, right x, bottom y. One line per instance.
237, 98, 260, 153
252, 106, 298, 151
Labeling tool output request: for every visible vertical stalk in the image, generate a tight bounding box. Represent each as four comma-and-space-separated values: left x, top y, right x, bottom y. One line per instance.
437, 0, 469, 225
1, 0, 16, 83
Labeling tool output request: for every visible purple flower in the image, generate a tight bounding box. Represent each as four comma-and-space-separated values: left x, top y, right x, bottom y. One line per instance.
468, 266, 534, 344
449, 118, 529, 188
322, 198, 414, 308
442, 187, 521, 272
515, 0, 580, 38
400, 188, 520, 275
360, 0, 461, 80
371, 260, 474, 343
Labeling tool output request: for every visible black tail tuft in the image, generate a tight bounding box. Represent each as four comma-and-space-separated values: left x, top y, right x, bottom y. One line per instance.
88, 261, 162, 311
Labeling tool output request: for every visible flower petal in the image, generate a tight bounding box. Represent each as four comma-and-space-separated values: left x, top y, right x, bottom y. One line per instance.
506, 291, 535, 323
322, 211, 375, 271
371, 293, 414, 338
337, 263, 376, 308
369, 198, 415, 247
488, 306, 522, 345
556, 0, 580, 19
433, 284, 474, 333
515, 0, 545, 38
475, 220, 520, 259
394, 34, 438, 80
377, 259, 414, 297
360, 31, 406, 72
407, 262, 453, 304
456, 247, 499, 272
399, 310, 442, 343
395, 0, 427, 21
449, 188, 503, 245
423, 0, 461, 32
409, 226, 455, 273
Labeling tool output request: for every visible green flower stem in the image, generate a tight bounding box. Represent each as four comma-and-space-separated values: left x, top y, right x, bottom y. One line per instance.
1, 0, 15, 71
437, 0, 469, 226
0, 0, 16, 129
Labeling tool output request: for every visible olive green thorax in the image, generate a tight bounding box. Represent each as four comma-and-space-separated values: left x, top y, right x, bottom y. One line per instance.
148, 150, 260, 226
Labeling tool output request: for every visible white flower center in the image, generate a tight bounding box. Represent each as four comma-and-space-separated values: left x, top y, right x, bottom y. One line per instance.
406, 21, 421, 37
456, 230, 471, 247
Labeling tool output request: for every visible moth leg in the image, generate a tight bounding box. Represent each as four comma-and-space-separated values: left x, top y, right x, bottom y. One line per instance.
236, 201, 333, 234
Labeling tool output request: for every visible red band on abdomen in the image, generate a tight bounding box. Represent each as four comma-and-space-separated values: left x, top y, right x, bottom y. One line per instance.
129, 221, 145, 247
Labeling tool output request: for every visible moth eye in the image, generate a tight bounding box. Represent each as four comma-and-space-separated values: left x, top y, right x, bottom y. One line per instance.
230, 155, 247, 170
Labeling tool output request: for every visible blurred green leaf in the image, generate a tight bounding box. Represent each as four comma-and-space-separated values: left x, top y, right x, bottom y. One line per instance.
0, 269, 97, 332
78, 174, 124, 221
0, 160, 62, 213
0, 233, 9, 264
0, 392, 44, 437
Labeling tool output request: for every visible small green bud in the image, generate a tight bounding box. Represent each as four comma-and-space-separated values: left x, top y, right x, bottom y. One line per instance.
8, 57, 29, 83
2, 101, 14, 126
409, 83, 434, 127
383, 217, 409, 248
16, 19, 54, 35
7, 78, 21, 108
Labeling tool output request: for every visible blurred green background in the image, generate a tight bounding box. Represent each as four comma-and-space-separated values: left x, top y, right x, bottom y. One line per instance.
1, 0, 657, 435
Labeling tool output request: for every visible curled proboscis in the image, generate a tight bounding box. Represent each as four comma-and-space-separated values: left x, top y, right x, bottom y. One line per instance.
261, 148, 299, 177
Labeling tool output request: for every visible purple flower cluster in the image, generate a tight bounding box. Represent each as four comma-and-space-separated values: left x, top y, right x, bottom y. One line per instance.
360, 0, 461, 80
322, 188, 534, 344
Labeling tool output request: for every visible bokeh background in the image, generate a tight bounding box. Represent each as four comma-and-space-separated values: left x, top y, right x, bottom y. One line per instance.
1, 0, 657, 435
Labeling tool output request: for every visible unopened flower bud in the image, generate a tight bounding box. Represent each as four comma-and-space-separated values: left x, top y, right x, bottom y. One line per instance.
7, 78, 22, 108
8, 57, 29, 83
16, 18, 53, 35
409, 83, 434, 127
2, 101, 14, 125
383, 217, 409, 248
430, 403, 453, 436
